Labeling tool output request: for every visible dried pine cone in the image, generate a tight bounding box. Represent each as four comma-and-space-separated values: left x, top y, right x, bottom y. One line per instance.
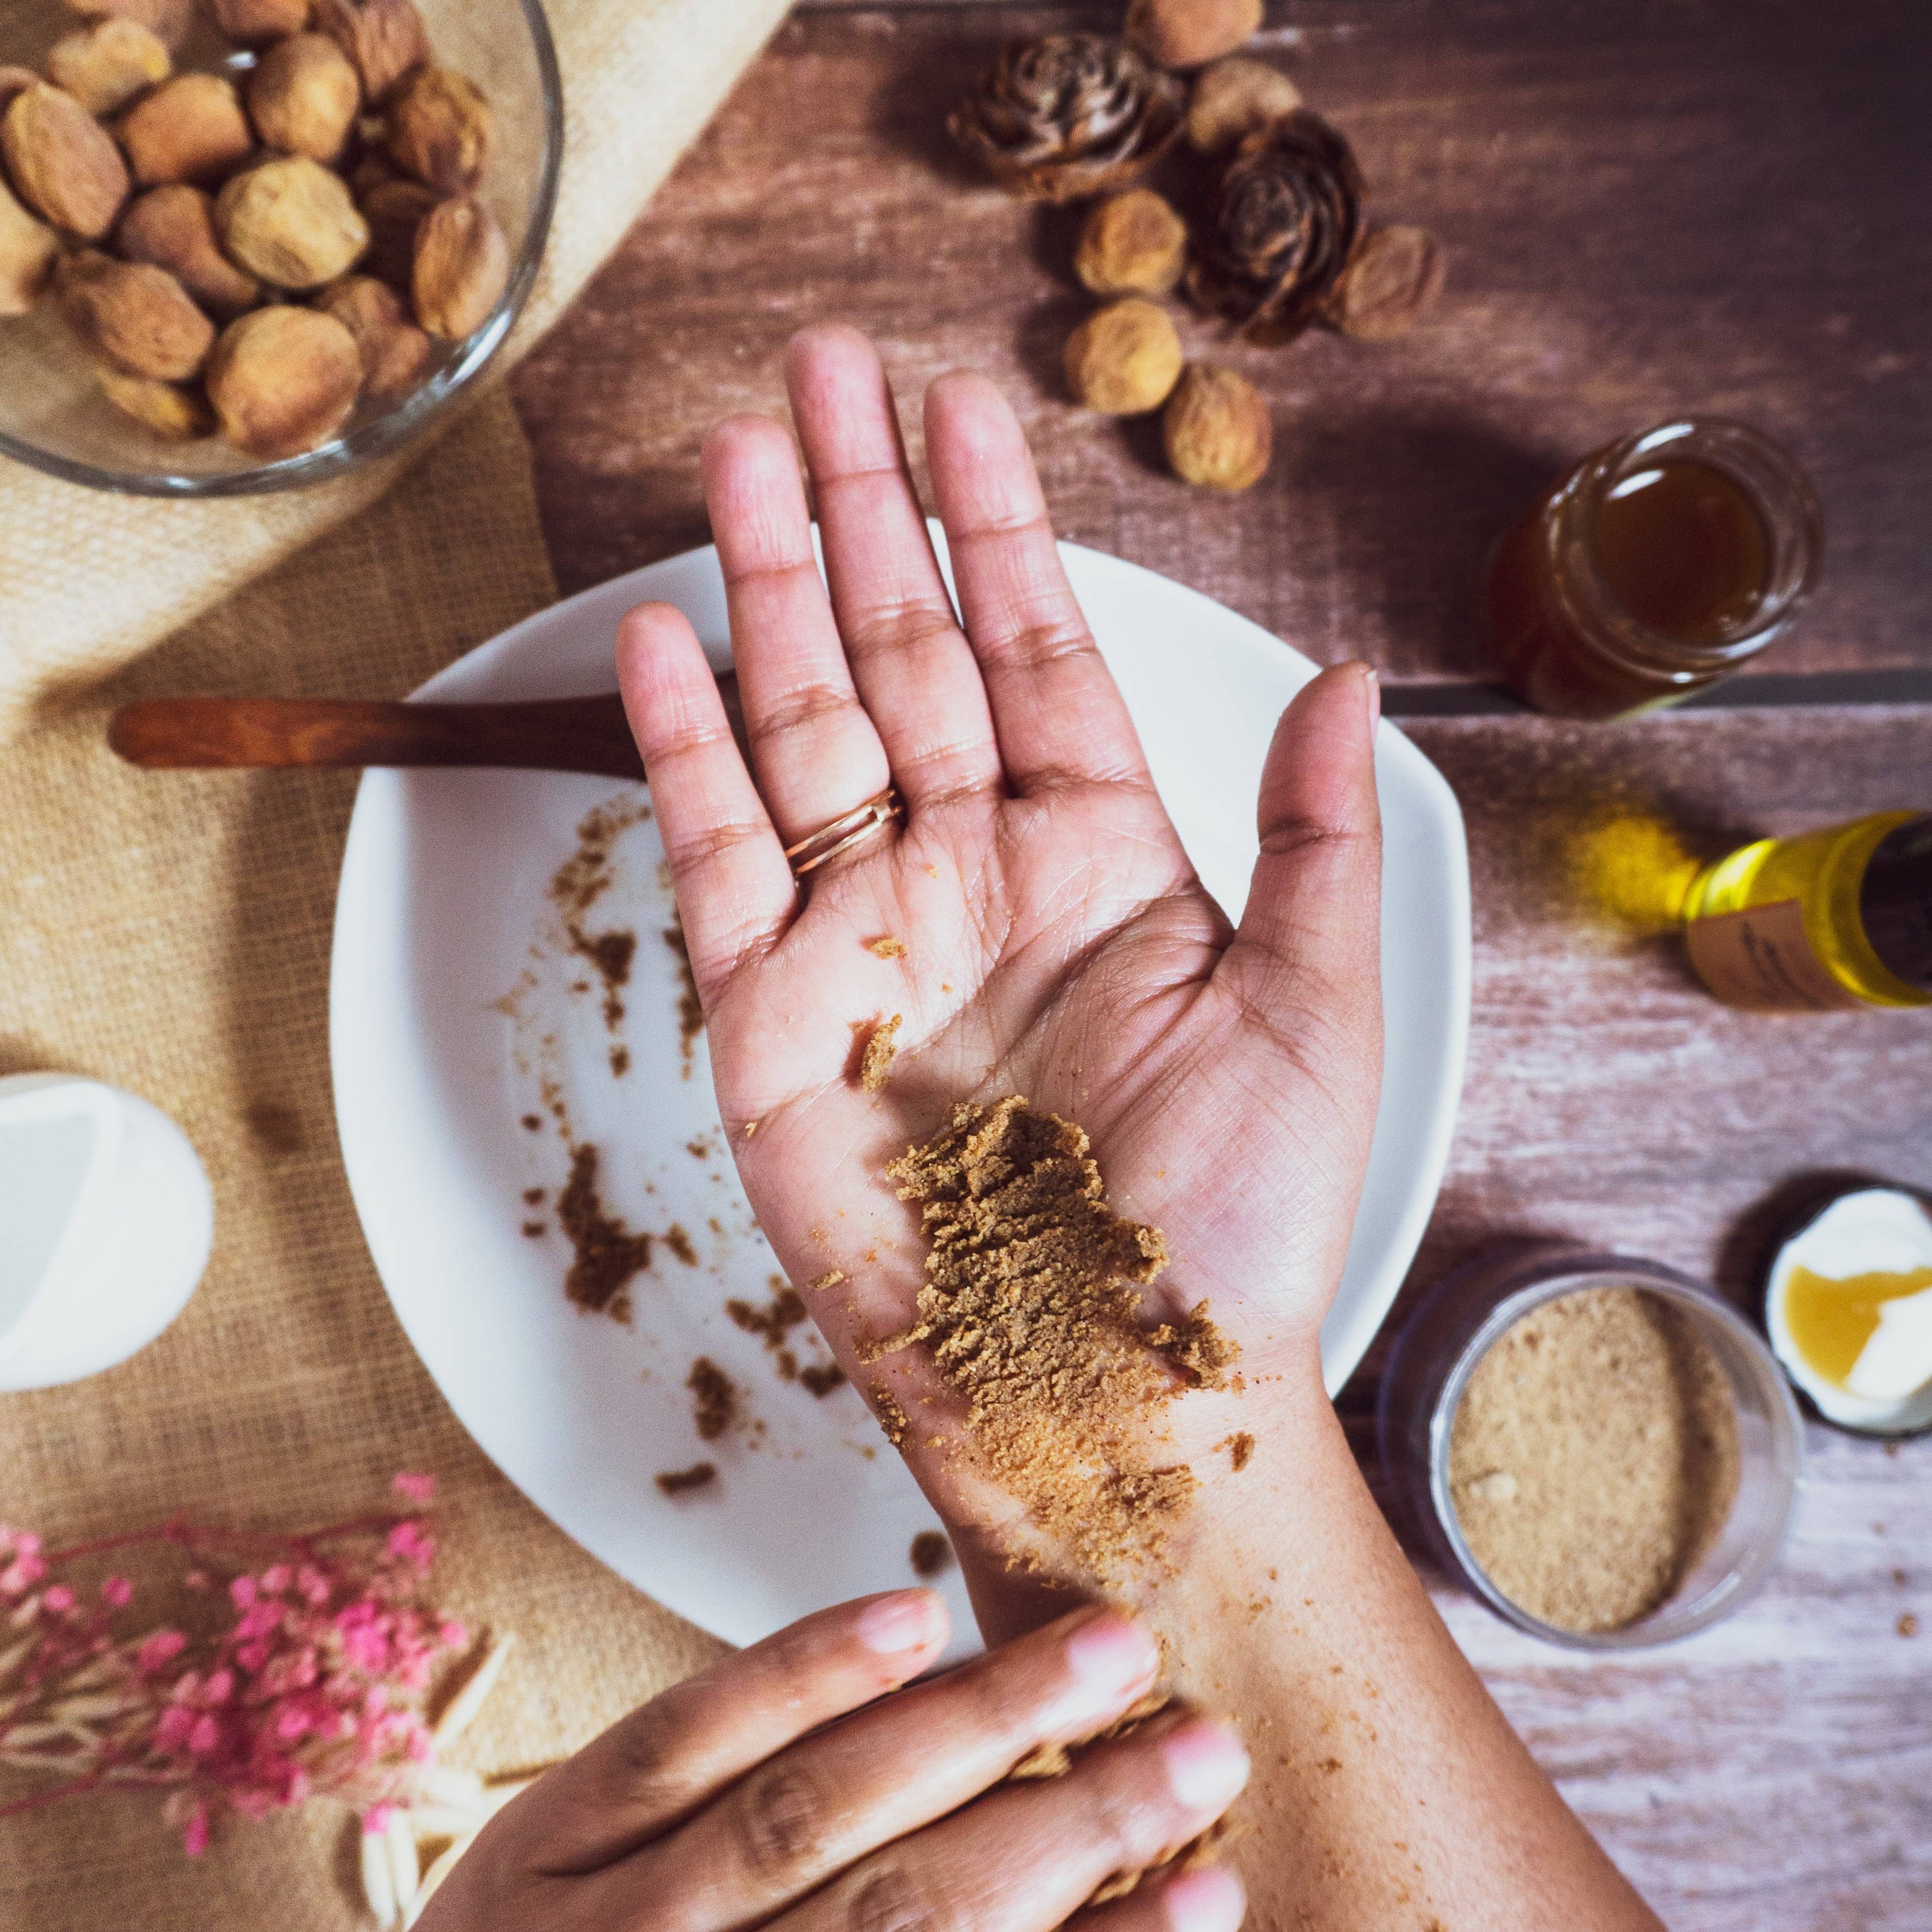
1187, 110, 1364, 344
948, 35, 1183, 205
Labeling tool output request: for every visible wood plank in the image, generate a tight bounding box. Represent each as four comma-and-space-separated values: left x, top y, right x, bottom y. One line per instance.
512, 2, 1932, 683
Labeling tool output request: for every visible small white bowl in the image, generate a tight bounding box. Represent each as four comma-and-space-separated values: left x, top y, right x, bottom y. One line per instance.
0, 1073, 212, 1391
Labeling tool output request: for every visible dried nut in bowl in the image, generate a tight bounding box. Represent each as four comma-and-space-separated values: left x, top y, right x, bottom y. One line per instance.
1063, 296, 1183, 415
247, 33, 361, 163
0, 178, 59, 315
205, 0, 313, 44
205, 303, 361, 457
1124, 0, 1263, 71
1186, 57, 1301, 153
385, 64, 491, 192
314, 273, 432, 398
412, 193, 505, 338
1164, 363, 1272, 490
313, 0, 430, 104
117, 183, 260, 317
1, 82, 130, 238
46, 19, 171, 117
61, 0, 193, 49
1326, 225, 1446, 341
217, 153, 369, 288
97, 364, 213, 438
1074, 189, 1187, 297
54, 248, 213, 380
118, 71, 253, 186
359, 174, 438, 286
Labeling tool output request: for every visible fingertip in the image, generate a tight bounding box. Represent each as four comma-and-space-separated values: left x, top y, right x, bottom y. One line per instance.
701, 411, 798, 481
855, 1587, 951, 1660
925, 367, 1021, 451
1160, 1864, 1247, 1932
785, 321, 880, 386
615, 598, 698, 687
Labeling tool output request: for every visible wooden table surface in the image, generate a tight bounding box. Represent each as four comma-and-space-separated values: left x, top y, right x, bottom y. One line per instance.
511, 6, 1932, 1925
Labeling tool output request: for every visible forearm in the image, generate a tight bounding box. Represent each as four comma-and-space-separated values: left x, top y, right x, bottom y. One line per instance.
960, 1357, 1662, 1931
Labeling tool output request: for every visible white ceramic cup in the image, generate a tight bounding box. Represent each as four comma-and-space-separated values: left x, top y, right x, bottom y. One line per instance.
0, 1074, 213, 1391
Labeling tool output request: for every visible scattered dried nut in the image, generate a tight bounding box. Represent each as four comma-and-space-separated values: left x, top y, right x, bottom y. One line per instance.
60, 0, 192, 50
216, 153, 368, 287
1186, 56, 1301, 153
97, 363, 213, 437
411, 191, 505, 338
1326, 224, 1446, 340
2, 82, 130, 238
384, 64, 490, 192
0, 176, 59, 314
358, 173, 437, 285
313, 272, 433, 397
1163, 363, 1272, 490
1074, 189, 1187, 298
205, 0, 311, 43
1064, 296, 1184, 415
204, 302, 360, 455
1124, 0, 1263, 71
54, 247, 213, 379
47, 19, 172, 117
313, 0, 429, 104
247, 32, 361, 162
117, 71, 253, 186
117, 182, 259, 316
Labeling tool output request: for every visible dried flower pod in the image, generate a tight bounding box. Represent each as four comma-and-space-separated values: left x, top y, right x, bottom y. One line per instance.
384, 64, 491, 192
0, 176, 60, 314
97, 363, 214, 437
60, 0, 192, 50
205, 302, 359, 455
1163, 363, 1271, 489
216, 153, 368, 287
54, 247, 213, 379
118, 182, 259, 317
359, 173, 438, 285
948, 34, 1184, 205
1064, 296, 1185, 414
411, 192, 506, 338
1186, 56, 1300, 153
1186, 110, 1363, 344
247, 32, 361, 163
117, 71, 254, 186
1074, 188, 1187, 297
47, 19, 172, 118
1326, 223, 1445, 340
2, 83, 130, 238
204, 0, 311, 44
1124, 0, 1262, 72
313, 271, 433, 398
313, 0, 429, 104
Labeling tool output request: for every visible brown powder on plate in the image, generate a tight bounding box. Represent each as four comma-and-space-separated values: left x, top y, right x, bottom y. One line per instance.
663, 1225, 698, 1266
548, 799, 650, 1035
687, 1357, 737, 1441
876, 1097, 1235, 1580
800, 1361, 846, 1397
558, 1144, 652, 1319
1224, 1432, 1254, 1472
872, 1384, 910, 1446
909, 1530, 953, 1576
655, 1462, 716, 1496
1448, 1286, 1742, 1634
665, 922, 704, 1075
867, 935, 907, 959
860, 1013, 903, 1092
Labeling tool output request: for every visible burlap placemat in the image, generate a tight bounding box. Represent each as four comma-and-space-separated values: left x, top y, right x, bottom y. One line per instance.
0, 0, 791, 741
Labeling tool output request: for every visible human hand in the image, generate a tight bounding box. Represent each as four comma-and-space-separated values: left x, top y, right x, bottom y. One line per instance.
615, 327, 1382, 1605
416, 1591, 1247, 1932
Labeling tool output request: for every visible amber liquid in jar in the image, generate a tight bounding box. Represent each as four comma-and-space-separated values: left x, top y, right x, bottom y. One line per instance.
1487, 420, 1822, 720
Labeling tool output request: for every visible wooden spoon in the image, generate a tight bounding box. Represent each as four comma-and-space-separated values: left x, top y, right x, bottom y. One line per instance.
106, 683, 740, 782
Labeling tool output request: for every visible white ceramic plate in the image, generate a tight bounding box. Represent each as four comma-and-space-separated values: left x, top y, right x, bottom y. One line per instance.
331, 533, 1470, 1654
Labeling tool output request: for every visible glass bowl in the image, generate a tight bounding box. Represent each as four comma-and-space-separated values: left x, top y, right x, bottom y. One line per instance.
1377, 1243, 1803, 1650
0, 0, 560, 495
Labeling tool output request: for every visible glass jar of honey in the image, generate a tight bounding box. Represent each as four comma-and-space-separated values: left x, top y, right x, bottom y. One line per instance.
1486, 418, 1824, 719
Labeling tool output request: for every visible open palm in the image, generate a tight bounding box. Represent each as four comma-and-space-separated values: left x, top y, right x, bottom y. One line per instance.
616, 329, 1383, 1602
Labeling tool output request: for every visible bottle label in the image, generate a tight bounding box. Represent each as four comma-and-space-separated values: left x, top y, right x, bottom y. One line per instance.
1686, 899, 1862, 1012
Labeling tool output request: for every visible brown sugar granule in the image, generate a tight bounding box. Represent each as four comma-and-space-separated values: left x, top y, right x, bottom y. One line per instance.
910, 1530, 953, 1576
867, 935, 908, 959
523, 1187, 546, 1206
860, 1013, 903, 1092
609, 1045, 631, 1078
663, 1224, 698, 1267
1901, 1613, 1920, 1638
809, 1269, 847, 1293
548, 798, 650, 1035
558, 1144, 653, 1318
1448, 1286, 1742, 1635
665, 922, 704, 1075
521, 1113, 542, 1132
800, 1361, 846, 1397
655, 1462, 717, 1496
727, 1286, 809, 1344
878, 1097, 1236, 1580
687, 1357, 737, 1441
521, 1221, 546, 1239
871, 1384, 911, 1446
1225, 1432, 1255, 1472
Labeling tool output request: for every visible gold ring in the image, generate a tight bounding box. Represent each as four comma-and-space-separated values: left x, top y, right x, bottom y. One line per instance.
784, 787, 903, 879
